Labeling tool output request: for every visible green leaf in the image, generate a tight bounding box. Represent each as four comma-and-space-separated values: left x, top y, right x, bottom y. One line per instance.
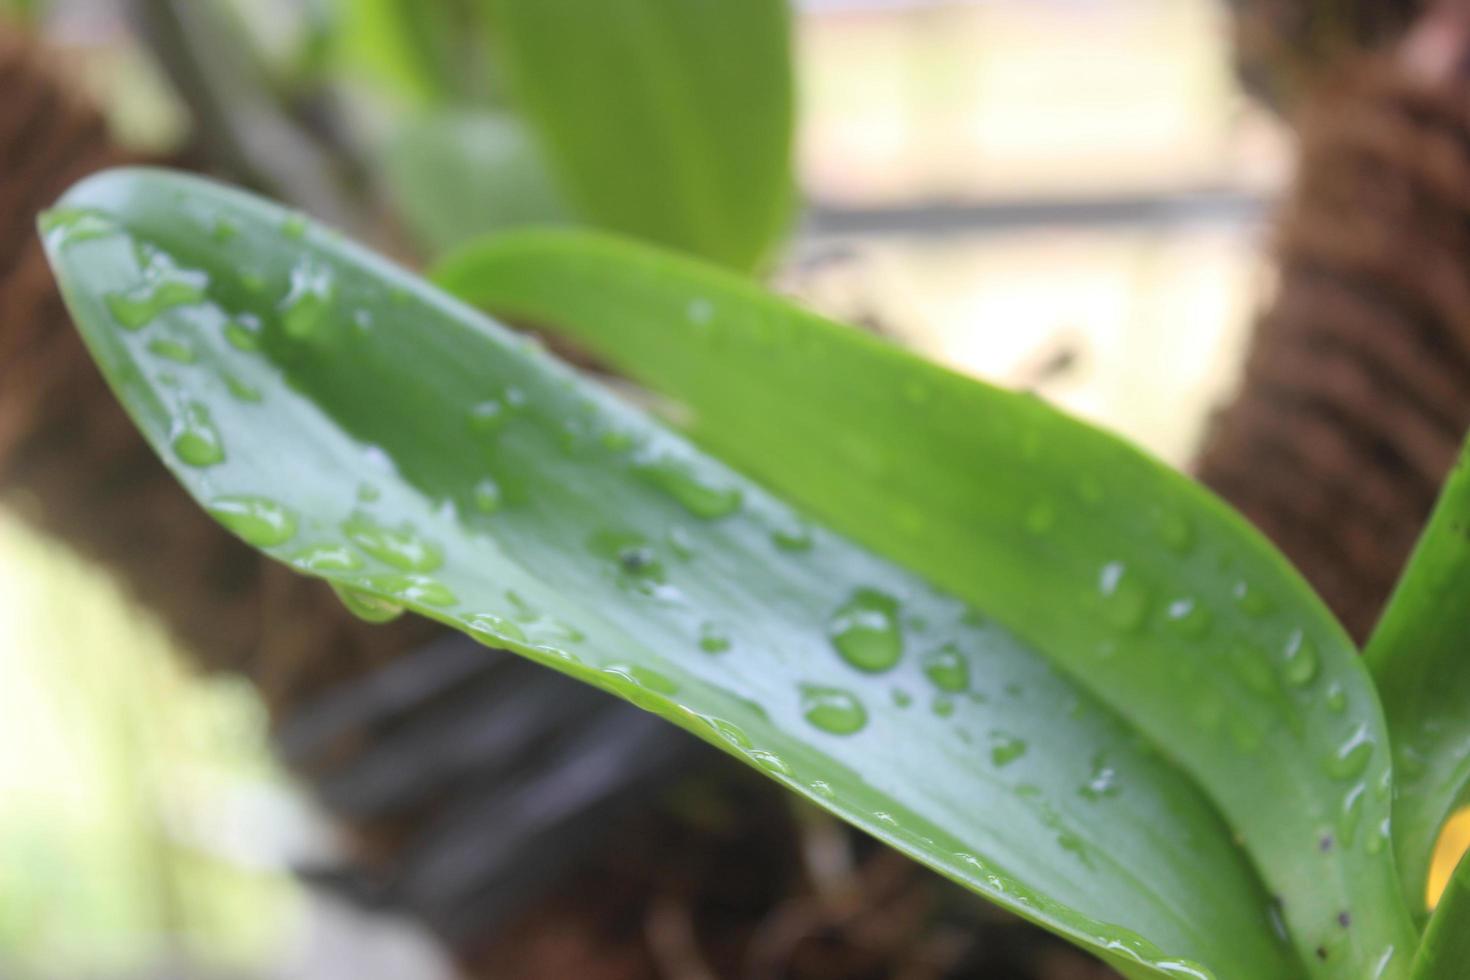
1367, 442, 1470, 916
335, 0, 491, 106
42, 168, 1299, 979
485, 0, 795, 272
435, 228, 1421, 978
380, 111, 570, 254
1411, 849, 1470, 979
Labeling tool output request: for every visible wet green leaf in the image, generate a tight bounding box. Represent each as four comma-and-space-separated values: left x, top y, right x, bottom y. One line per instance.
436, 228, 1423, 978
1367, 442, 1470, 917
42, 168, 1301, 978
486, 0, 795, 271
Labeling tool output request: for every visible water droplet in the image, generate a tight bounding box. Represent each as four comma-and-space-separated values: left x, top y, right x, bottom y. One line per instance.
341, 513, 443, 572
211, 216, 238, 242
1080, 753, 1121, 800
800, 684, 868, 735
931, 695, 955, 718
1340, 782, 1366, 846
1282, 631, 1320, 688
170, 401, 225, 467
1097, 561, 1150, 631
463, 612, 526, 644
331, 583, 405, 623
698, 621, 732, 654
603, 663, 680, 695
147, 338, 196, 364
770, 517, 814, 552
222, 373, 261, 403
1025, 500, 1057, 534
362, 573, 457, 608
686, 297, 714, 326
891, 688, 912, 708
828, 589, 903, 672
750, 749, 793, 777
40, 207, 117, 248
282, 213, 308, 240
1156, 510, 1194, 554
279, 258, 334, 339
1164, 597, 1213, 638
207, 495, 297, 547
666, 525, 697, 559
809, 780, 835, 798
472, 478, 503, 514
1232, 581, 1274, 619
1233, 645, 1279, 697
1325, 684, 1347, 714
990, 732, 1028, 768
290, 543, 363, 573
468, 399, 509, 435
1325, 725, 1374, 780
921, 644, 970, 692
106, 270, 207, 330
224, 315, 263, 351
636, 456, 742, 519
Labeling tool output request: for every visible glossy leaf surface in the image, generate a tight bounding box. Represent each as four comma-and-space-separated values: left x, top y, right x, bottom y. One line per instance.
437, 229, 1421, 978
486, 0, 795, 271
1367, 443, 1470, 916
42, 169, 1296, 979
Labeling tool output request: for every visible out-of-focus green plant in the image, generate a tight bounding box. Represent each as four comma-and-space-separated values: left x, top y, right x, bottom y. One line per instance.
39, 167, 1470, 979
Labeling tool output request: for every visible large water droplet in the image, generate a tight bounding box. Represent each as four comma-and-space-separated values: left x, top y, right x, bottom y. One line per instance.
170, 401, 225, 467
828, 589, 903, 672
636, 457, 742, 519
604, 663, 679, 695
290, 543, 363, 573
749, 749, 793, 777
921, 644, 970, 692
207, 495, 297, 547
40, 207, 118, 249
105, 254, 207, 330
990, 732, 1029, 768
222, 373, 261, 403
279, 258, 335, 339
224, 315, 263, 351
1283, 631, 1320, 688
1164, 597, 1213, 639
332, 583, 405, 623
1097, 561, 1150, 632
361, 574, 457, 608
800, 684, 868, 735
341, 513, 443, 572
1325, 725, 1374, 780
464, 612, 527, 645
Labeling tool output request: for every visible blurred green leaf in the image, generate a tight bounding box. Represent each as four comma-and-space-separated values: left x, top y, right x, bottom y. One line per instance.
1367, 443, 1470, 916
380, 111, 569, 254
40, 168, 1309, 979
437, 228, 1423, 978
335, 0, 491, 105
1411, 849, 1470, 979
487, 0, 795, 271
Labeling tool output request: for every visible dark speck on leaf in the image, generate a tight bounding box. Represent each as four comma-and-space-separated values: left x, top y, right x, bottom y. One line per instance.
1319, 834, 1335, 852
1337, 911, 1351, 928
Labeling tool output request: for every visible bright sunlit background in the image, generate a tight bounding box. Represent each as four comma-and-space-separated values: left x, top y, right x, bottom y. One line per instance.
10, 1, 1452, 978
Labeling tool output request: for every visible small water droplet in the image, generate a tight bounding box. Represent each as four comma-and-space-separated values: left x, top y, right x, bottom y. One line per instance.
207, 495, 297, 547
40, 207, 117, 248
282, 213, 308, 240
603, 663, 680, 695
341, 513, 443, 572
1097, 561, 1150, 632
990, 732, 1029, 768
828, 589, 903, 672
1232, 581, 1274, 618
636, 456, 742, 519
211, 216, 238, 242
686, 297, 714, 326
362, 573, 457, 608
750, 749, 793, 777
147, 338, 197, 364
810, 780, 835, 798
1164, 597, 1213, 638
666, 525, 697, 559
279, 258, 335, 339
891, 688, 912, 708
800, 684, 868, 735
770, 517, 814, 552
921, 644, 970, 692
1325, 725, 1374, 780
1340, 782, 1366, 846
224, 315, 263, 351
356, 483, 381, 503
222, 373, 261, 403
698, 621, 732, 654
290, 543, 363, 572
463, 612, 526, 644
472, 478, 503, 514
1233, 645, 1279, 697
1156, 510, 1194, 554
931, 695, 955, 718
1325, 684, 1347, 714
331, 583, 405, 624
1282, 631, 1320, 688
170, 401, 225, 467
468, 399, 508, 435
105, 251, 207, 330
1080, 752, 1121, 800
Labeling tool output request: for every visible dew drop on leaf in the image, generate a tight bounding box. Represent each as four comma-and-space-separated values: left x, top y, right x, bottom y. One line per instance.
800, 684, 868, 735
104, 254, 207, 330
279, 258, 335, 339
207, 495, 297, 547
331, 583, 405, 624
698, 621, 732, 654
989, 732, 1029, 768
1097, 561, 1150, 632
636, 456, 743, 519
147, 337, 197, 364
472, 477, 503, 514
828, 588, 903, 672
341, 513, 443, 572
920, 643, 970, 693
1283, 630, 1320, 688
1325, 724, 1374, 781
290, 543, 363, 573
463, 612, 526, 645
170, 401, 225, 467
361, 573, 457, 608
224, 315, 263, 351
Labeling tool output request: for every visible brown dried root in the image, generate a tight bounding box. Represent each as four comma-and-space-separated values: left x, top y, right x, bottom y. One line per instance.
1197, 56, 1470, 639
